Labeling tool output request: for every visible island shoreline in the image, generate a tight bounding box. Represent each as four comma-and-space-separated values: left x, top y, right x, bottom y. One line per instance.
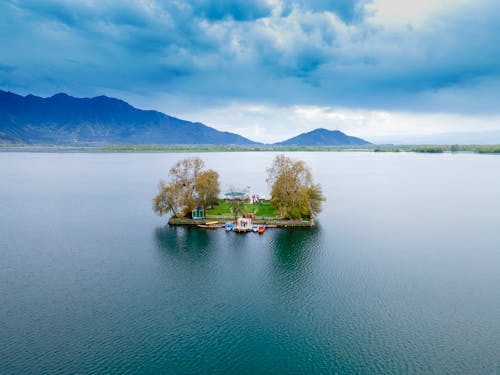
168, 217, 316, 227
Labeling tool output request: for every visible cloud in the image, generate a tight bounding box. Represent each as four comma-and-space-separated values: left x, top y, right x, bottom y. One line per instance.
165, 101, 500, 144
281, 0, 368, 23
1, 0, 500, 140
191, 0, 273, 21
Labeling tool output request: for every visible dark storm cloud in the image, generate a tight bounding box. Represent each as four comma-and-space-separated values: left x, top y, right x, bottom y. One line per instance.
191, 0, 273, 21
1, 0, 500, 114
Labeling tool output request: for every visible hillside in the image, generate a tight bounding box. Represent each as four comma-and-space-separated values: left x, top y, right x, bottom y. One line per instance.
275, 128, 371, 146
0, 90, 259, 145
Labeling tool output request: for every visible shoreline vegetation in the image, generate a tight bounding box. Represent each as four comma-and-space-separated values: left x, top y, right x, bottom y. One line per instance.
1, 144, 500, 154
152, 155, 325, 228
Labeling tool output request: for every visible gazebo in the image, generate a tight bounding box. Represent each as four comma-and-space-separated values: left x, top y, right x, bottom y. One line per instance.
224, 191, 246, 200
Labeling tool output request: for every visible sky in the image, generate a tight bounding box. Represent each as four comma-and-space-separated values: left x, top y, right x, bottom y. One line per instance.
1, 0, 500, 143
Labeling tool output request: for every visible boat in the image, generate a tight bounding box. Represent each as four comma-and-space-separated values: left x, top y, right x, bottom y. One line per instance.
258, 225, 266, 234
251, 225, 259, 232
197, 221, 223, 229
225, 222, 234, 231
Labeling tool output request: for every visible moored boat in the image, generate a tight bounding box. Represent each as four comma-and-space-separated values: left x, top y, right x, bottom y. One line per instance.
258, 225, 266, 234
251, 225, 259, 232
225, 222, 234, 231
197, 221, 224, 229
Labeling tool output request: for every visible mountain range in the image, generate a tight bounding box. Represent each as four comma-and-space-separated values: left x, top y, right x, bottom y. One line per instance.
0, 90, 370, 146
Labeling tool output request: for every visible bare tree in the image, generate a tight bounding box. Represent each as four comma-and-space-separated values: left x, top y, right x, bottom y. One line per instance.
153, 157, 220, 218
266, 154, 325, 219
196, 169, 220, 210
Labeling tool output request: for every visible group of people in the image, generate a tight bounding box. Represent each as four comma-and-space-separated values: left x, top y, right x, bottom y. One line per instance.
248, 194, 265, 204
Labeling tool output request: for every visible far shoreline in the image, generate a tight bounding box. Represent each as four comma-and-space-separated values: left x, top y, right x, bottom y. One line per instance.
1, 144, 500, 154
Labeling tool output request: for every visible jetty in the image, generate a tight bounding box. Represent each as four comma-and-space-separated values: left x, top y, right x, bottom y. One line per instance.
168, 216, 315, 228
233, 217, 252, 232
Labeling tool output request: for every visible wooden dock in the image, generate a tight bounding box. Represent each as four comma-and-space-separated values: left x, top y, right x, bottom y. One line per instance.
168, 216, 315, 228
232, 217, 253, 232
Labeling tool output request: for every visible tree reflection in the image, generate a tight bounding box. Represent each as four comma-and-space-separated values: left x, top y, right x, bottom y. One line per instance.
153, 225, 214, 263
265, 226, 322, 300
272, 226, 321, 271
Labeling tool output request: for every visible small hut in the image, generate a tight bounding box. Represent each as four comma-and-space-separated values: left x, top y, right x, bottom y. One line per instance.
191, 206, 205, 219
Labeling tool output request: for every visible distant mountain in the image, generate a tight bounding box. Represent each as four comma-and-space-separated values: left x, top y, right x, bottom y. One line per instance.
275, 128, 371, 146
0, 90, 259, 145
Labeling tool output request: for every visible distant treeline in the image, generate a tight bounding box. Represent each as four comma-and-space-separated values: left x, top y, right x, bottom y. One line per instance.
96, 144, 500, 154
95, 144, 373, 152
2, 143, 500, 154
374, 145, 500, 154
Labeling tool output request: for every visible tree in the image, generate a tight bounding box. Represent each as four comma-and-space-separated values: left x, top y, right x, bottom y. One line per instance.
153, 157, 220, 218
195, 169, 220, 210
266, 154, 325, 219
168, 157, 204, 213
153, 180, 183, 218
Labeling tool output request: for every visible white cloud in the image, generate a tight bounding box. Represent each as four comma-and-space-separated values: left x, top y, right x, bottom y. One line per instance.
148, 101, 500, 144
366, 0, 474, 27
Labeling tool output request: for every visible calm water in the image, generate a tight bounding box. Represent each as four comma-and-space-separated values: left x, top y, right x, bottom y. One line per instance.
1, 152, 499, 374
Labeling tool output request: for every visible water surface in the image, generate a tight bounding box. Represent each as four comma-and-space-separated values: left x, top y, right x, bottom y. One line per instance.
1, 152, 499, 374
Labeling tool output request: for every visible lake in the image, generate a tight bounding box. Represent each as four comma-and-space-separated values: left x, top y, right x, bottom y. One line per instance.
1, 152, 499, 374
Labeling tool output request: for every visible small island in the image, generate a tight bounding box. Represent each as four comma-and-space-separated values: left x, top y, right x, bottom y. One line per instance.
153, 155, 325, 230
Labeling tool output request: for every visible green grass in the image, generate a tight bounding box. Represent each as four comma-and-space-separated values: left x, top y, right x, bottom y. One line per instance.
206, 199, 278, 217
206, 200, 232, 215
253, 201, 278, 216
